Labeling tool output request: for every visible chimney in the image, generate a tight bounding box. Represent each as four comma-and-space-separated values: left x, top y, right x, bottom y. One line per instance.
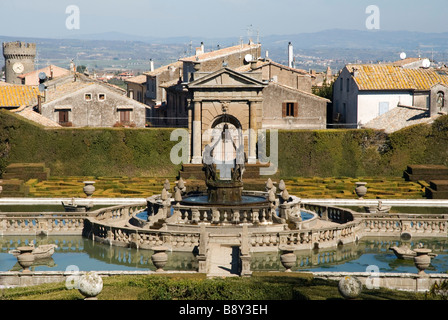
150, 59, 154, 72
265, 50, 269, 59
288, 42, 294, 68
201, 42, 204, 54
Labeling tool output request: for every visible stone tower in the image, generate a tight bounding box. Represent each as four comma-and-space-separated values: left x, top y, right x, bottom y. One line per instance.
2, 41, 36, 84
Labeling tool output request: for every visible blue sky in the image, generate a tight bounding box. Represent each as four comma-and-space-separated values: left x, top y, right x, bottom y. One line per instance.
1, 0, 448, 39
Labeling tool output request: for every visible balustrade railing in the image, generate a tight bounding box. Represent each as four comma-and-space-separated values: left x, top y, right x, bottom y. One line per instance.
0, 212, 87, 235
303, 203, 355, 224
362, 214, 448, 236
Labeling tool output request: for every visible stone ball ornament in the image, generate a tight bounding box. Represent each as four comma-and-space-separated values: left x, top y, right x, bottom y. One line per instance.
338, 276, 363, 299
78, 272, 103, 299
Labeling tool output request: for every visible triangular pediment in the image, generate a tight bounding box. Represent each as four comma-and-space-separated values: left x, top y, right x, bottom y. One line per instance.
188, 68, 266, 88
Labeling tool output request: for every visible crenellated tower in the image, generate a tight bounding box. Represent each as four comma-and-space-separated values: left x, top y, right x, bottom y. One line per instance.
2, 41, 36, 84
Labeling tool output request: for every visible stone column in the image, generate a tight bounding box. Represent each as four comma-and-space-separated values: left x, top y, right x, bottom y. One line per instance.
187, 99, 192, 162
248, 100, 258, 164
191, 100, 202, 164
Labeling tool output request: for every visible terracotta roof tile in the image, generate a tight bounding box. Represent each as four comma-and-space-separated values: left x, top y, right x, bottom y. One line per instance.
180, 43, 261, 63
347, 64, 448, 91
124, 74, 147, 84
0, 85, 39, 107
17, 65, 70, 85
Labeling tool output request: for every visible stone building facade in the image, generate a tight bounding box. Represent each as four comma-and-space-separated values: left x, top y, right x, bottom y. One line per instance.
180, 67, 329, 165
2, 41, 36, 85
40, 74, 149, 128
333, 63, 448, 128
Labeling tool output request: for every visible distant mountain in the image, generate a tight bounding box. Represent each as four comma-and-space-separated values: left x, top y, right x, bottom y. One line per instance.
1, 29, 447, 73
262, 29, 448, 50
50, 29, 448, 51
3, 29, 448, 50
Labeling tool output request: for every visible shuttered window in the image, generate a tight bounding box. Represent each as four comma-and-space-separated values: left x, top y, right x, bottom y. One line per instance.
282, 102, 298, 117
119, 110, 131, 124
58, 110, 69, 124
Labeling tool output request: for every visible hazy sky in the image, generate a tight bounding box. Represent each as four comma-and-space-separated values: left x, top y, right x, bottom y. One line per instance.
1, 0, 448, 39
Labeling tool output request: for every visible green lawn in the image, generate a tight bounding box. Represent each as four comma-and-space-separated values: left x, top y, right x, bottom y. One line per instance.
0, 273, 435, 301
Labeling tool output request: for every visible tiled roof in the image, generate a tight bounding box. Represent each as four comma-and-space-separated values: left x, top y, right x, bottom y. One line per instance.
235, 59, 309, 76
13, 107, 61, 127
347, 64, 448, 91
124, 74, 147, 84
0, 85, 39, 107
143, 61, 183, 77
363, 105, 440, 133
44, 80, 93, 103
17, 65, 70, 85
180, 43, 261, 63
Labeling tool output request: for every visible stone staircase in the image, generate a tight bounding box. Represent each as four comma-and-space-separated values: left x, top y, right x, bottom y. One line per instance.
403, 164, 448, 199
425, 180, 448, 199
0, 163, 50, 197
403, 164, 448, 182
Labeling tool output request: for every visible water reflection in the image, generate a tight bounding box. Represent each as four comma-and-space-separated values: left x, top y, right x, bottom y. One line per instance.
0, 235, 197, 272
251, 237, 448, 274
0, 235, 447, 274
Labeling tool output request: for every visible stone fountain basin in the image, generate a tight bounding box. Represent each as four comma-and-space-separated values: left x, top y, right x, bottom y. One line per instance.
180, 195, 269, 207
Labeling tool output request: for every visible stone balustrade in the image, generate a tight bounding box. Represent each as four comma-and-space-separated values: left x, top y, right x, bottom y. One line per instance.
303, 203, 355, 224
0, 212, 87, 235
359, 214, 448, 237
1, 201, 447, 253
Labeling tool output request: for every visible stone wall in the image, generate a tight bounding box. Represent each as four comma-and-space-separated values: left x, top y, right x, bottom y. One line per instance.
41, 84, 148, 128
262, 83, 327, 129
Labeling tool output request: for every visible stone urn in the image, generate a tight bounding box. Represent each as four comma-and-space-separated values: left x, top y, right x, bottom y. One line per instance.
78, 272, 103, 300
355, 182, 368, 200
414, 248, 432, 275
83, 181, 96, 198
338, 276, 363, 300
279, 246, 297, 272
16, 246, 35, 273
151, 246, 169, 272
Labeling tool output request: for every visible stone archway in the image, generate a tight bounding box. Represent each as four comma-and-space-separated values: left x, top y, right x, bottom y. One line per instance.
207, 114, 245, 180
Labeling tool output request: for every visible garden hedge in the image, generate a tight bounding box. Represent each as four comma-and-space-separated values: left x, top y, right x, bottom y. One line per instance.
1, 109, 447, 178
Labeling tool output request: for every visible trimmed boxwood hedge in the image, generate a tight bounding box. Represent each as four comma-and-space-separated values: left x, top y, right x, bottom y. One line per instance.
1, 109, 447, 178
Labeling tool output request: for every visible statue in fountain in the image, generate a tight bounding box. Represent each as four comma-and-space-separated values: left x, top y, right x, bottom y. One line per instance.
201, 122, 247, 204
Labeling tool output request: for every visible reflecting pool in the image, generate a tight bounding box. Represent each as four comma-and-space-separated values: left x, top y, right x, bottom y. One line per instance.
1, 235, 446, 274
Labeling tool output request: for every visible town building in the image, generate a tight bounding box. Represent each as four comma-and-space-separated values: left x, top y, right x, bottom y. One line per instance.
332, 60, 448, 129
36, 72, 150, 128
2, 41, 36, 85
17, 65, 70, 85
0, 85, 39, 109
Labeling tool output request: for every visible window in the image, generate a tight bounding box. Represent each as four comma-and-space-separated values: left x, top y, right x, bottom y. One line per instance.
98, 93, 106, 101
347, 78, 350, 92
340, 78, 343, 91
119, 109, 131, 124
282, 102, 298, 118
85, 93, 92, 101
58, 110, 70, 125
437, 91, 445, 110
379, 102, 389, 116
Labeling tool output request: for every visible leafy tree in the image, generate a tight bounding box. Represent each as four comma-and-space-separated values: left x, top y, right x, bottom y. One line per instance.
312, 79, 334, 101
76, 65, 87, 73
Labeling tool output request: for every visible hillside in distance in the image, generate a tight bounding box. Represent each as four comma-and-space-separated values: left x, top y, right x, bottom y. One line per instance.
1, 29, 447, 73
